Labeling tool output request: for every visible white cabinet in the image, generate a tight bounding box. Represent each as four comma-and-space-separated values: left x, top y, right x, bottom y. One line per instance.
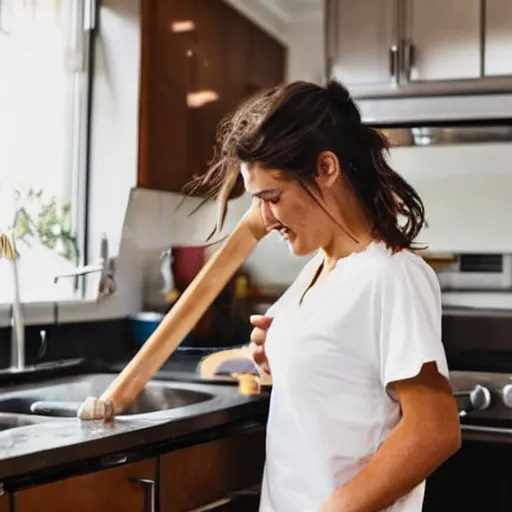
404, 0, 481, 82
327, 0, 399, 88
485, 0, 512, 76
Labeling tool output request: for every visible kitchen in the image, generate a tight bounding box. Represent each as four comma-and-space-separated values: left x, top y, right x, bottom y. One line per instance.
0, 0, 512, 510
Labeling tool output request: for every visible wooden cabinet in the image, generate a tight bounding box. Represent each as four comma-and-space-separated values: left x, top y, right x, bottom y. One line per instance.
247, 22, 287, 92
327, 0, 512, 98
14, 459, 156, 512
160, 427, 266, 512
138, 0, 286, 195
0, 493, 9, 512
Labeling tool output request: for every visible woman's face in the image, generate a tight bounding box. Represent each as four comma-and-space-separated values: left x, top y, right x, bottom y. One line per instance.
241, 161, 337, 256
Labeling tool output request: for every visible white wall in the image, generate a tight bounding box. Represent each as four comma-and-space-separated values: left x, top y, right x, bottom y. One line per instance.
389, 142, 512, 254
87, 0, 140, 268
285, 17, 325, 84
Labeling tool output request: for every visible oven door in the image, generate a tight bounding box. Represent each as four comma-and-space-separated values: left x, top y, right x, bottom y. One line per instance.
424, 425, 512, 511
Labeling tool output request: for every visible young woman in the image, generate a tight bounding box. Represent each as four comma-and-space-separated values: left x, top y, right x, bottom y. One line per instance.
195, 80, 461, 512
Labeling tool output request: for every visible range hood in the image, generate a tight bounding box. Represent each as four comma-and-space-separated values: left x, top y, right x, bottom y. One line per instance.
356, 93, 512, 126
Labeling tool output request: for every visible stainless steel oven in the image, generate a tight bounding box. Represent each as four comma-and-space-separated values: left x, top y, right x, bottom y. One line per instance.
423, 308, 512, 511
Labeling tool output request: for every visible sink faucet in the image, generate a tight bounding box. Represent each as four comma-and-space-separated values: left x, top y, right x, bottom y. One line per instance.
54, 233, 117, 300
0, 226, 25, 371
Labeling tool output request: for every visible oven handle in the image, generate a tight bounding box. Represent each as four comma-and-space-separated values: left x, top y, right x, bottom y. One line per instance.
462, 424, 512, 436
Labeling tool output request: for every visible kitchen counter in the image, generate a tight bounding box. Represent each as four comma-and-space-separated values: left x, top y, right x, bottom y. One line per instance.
0, 355, 270, 490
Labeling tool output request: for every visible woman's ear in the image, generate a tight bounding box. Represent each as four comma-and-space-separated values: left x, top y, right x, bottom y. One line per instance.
315, 151, 341, 190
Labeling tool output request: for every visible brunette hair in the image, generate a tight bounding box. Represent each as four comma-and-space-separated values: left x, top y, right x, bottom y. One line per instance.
188, 80, 426, 251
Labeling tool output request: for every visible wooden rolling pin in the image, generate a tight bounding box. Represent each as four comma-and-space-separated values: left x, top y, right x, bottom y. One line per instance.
78, 204, 267, 421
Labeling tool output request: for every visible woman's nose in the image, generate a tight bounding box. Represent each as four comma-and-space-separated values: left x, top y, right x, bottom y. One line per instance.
260, 201, 278, 228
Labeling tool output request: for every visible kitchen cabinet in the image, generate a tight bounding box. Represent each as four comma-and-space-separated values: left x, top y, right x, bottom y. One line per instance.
0, 493, 8, 512
424, 440, 512, 512
327, 0, 512, 98
326, 0, 399, 89
403, 0, 481, 82
160, 427, 266, 511
138, 0, 286, 195
247, 22, 287, 93
484, 0, 512, 77
14, 459, 156, 512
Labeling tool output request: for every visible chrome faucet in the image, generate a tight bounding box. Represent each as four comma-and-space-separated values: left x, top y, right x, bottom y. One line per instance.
0, 225, 25, 372
54, 233, 117, 300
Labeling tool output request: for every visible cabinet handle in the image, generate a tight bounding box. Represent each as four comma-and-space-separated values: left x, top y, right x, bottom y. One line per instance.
402, 40, 416, 81
389, 45, 399, 82
134, 478, 156, 512
101, 454, 128, 467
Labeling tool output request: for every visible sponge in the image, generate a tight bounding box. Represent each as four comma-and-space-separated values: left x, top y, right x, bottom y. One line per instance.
214, 358, 259, 375
197, 346, 272, 386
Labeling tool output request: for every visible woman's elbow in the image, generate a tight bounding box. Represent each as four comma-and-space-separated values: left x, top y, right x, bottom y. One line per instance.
445, 418, 462, 456
431, 413, 462, 465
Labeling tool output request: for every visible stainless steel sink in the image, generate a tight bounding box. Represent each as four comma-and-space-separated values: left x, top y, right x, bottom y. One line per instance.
0, 412, 55, 431
0, 373, 214, 418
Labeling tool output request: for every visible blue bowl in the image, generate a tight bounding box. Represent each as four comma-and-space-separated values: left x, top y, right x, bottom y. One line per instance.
129, 312, 164, 348
129, 312, 194, 350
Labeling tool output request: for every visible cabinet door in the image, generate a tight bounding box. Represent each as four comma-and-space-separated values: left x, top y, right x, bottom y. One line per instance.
0, 494, 9, 512
160, 428, 266, 512
15, 459, 156, 512
248, 23, 286, 91
327, 0, 399, 88
485, 0, 512, 77
138, 0, 285, 195
404, 0, 481, 82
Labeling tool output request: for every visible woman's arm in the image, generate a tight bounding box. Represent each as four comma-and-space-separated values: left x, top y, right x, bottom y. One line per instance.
318, 362, 461, 512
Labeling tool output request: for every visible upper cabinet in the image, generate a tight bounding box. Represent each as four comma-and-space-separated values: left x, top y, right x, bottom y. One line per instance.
138, 0, 287, 195
403, 0, 481, 82
326, 0, 512, 98
485, 0, 512, 77
327, 0, 399, 89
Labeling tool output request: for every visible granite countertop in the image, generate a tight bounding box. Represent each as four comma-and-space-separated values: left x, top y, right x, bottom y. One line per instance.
0, 355, 270, 488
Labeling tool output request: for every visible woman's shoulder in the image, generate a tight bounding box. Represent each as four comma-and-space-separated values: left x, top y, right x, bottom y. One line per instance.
371, 244, 442, 300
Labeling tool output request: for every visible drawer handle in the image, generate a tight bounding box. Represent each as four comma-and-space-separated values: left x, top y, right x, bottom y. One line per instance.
101, 454, 127, 467
133, 478, 156, 512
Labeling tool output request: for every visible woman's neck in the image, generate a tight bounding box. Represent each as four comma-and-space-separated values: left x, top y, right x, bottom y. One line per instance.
321, 190, 376, 270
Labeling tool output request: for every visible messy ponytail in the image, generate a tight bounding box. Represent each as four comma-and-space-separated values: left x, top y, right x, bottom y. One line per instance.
189, 79, 426, 251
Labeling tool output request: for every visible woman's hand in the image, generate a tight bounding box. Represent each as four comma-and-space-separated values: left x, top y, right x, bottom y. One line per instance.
249, 314, 273, 374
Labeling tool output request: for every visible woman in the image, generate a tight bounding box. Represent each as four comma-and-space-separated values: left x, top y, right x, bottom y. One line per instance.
195, 80, 461, 512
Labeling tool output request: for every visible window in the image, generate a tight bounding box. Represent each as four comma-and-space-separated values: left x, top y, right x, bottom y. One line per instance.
0, 0, 94, 304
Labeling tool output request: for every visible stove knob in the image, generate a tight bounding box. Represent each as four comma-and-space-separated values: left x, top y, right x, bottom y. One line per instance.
469, 384, 492, 411
502, 384, 512, 408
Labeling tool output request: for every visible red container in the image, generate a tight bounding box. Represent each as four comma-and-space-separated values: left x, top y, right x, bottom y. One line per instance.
171, 246, 206, 290
169, 245, 240, 348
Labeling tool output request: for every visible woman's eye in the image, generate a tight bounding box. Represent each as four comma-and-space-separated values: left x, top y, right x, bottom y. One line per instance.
268, 196, 280, 205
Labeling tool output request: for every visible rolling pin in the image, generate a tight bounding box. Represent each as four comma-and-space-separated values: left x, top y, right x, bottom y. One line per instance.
78, 204, 267, 421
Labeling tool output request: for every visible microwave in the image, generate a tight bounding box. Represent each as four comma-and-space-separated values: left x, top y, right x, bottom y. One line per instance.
436, 253, 512, 291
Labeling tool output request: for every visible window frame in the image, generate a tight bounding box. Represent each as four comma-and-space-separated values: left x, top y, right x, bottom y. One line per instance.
0, 0, 98, 318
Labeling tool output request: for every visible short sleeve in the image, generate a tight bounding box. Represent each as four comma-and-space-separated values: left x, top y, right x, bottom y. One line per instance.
378, 256, 449, 391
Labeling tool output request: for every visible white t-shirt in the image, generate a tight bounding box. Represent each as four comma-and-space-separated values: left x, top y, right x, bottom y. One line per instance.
259, 241, 449, 512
